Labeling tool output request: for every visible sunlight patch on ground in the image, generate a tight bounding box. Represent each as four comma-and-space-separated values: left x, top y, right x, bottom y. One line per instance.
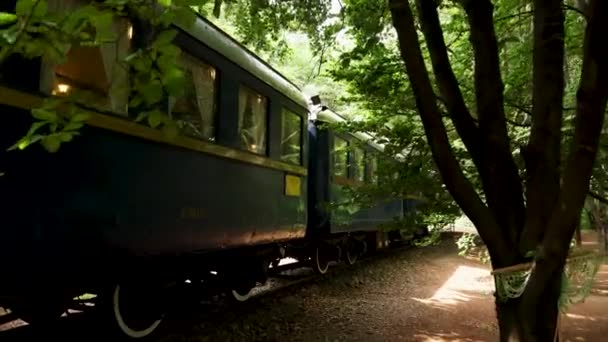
411, 265, 494, 307
0, 307, 26, 332
413, 331, 487, 342
566, 313, 598, 321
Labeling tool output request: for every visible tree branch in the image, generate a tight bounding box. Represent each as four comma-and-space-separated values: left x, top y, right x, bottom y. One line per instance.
589, 190, 608, 205
388, 0, 513, 267
213, 0, 222, 18
523, 0, 608, 318
460, 0, 526, 248
519, 0, 565, 254
496, 10, 534, 22
564, 3, 589, 19
415, 0, 481, 164
506, 118, 531, 128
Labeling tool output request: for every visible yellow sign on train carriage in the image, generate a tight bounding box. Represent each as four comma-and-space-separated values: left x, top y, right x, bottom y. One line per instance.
285, 174, 301, 197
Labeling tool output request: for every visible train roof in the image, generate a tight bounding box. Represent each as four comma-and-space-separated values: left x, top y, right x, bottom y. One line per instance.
316, 109, 387, 153
173, 12, 310, 110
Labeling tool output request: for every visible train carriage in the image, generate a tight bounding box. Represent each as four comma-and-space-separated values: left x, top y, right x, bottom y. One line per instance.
304, 108, 405, 271
0, 2, 422, 339
1, 1, 310, 338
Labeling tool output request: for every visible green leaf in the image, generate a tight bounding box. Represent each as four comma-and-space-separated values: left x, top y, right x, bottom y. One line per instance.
0, 13, 18, 26
15, 0, 46, 17
71, 112, 91, 122
1, 25, 20, 44
7, 135, 42, 151
153, 29, 178, 48
31, 108, 57, 121
58, 132, 74, 142
125, 51, 140, 63
64, 6, 97, 33
26, 121, 47, 136
129, 95, 143, 108
174, 6, 197, 28
175, 0, 205, 5
158, 10, 176, 26
63, 122, 84, 131
162, 67, 185, 97
141, 80, 164, 106
147, 110, 163, 128
92, 12, 116, 42
131, 56, 152, 72
160, 44, 181, 59
32, 0, 47, 18
41, 135, 61, 153
162, 121, 178, 140
158, 0, 172, 7
134, 112, 147, 122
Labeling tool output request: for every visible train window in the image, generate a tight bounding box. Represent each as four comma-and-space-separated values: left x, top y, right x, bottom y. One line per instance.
40, 2, 131, 114
333, 136, 349, 177
169, 53, 217, 141
238, 85, 268, 155
368, 156, 378, 184
280, 109, 302, 165
353, 147, 366, 182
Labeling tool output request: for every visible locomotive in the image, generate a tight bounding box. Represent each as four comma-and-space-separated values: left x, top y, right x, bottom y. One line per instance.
0, 2, 420, 339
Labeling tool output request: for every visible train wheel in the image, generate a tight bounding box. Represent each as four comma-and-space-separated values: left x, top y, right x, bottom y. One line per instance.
228, 278, 256, 303
345, 245, 358, 265
312, 246, 330, 274
103, 282, 165, 339
230, 287, 253, 302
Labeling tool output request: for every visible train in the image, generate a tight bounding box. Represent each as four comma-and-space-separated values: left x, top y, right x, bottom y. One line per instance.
0, 2, 423, 339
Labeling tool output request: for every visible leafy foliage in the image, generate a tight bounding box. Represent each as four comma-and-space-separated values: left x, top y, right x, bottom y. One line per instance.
1, 0, 198, 152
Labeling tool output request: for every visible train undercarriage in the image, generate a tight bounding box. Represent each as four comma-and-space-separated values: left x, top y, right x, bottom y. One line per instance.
0, 229, 416, 339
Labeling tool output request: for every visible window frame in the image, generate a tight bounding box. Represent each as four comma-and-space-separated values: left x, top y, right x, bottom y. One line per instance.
39, 15, 133, 115
352, 145, 366, 182
237, 84, 270, 156
168, 51, 219, 142
367, 154, 378, 184
280, 107, 303, 165
332, 135, 350, 178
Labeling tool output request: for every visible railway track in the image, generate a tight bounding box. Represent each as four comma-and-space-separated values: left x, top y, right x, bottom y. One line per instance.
0, 241, 414, 341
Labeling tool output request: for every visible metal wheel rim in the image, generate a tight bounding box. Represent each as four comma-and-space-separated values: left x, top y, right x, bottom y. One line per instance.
346, 249, 358, 265
315, 247, 329, 274
230, 288, 253, 302
113, 284, 163, 339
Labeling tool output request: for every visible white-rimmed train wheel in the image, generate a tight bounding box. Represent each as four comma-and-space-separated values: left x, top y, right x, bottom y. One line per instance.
230, 287, 254, 302
345, 239, 361, 265
312, 246, 330, 274
105, 282, 165, 339
345, 248, 358, 265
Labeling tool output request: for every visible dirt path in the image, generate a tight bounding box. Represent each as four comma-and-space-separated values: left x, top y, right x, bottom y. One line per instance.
159, 236, 500, 341
2, 233, 606, 341
560, 231, 608, 342
160, 233, 606, 342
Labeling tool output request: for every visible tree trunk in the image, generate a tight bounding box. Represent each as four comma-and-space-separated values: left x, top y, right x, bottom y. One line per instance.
495, 263, 563, 341
388, 0, 608, 340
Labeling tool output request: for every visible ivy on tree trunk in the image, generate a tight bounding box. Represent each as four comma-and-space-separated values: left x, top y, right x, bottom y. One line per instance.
388, 0, 608, 340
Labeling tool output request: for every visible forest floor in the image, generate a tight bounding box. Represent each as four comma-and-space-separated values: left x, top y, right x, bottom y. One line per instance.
154, 231, 608, 342
1, 232, 606, 341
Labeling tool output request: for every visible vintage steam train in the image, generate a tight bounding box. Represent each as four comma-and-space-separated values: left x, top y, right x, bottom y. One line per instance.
0, 2, 423, 339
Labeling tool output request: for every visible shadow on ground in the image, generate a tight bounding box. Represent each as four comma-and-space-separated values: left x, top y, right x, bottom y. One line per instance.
1, 233, 607, 342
